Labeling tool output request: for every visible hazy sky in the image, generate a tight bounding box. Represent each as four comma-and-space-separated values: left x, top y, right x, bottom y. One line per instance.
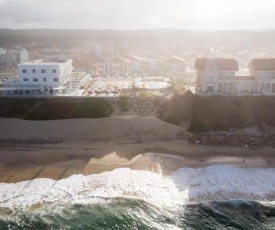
0, 0, 274, 30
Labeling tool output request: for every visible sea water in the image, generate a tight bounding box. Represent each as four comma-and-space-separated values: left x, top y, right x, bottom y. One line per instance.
1, 165, 275, 229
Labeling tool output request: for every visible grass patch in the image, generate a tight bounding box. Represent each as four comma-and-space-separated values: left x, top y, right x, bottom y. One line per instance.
0, 68, 17, 74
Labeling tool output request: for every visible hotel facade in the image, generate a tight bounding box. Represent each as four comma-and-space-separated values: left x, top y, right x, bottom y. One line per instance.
195, 58, 275, 95
2, 58, 73, 94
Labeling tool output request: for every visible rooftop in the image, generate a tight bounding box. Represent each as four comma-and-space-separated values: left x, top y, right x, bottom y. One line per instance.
19, 58, 71, 65
250, 58, 275, 71
104, 57, 130, 64
195, 58, 238, 71
235, 76, 256, 81
122, 54, 144, 62
161, 56, 187, 64
73, 58, 98, 69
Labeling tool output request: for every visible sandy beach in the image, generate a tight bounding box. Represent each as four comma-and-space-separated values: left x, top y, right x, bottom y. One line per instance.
1, 139, 275, 183
0, 116, 275, 183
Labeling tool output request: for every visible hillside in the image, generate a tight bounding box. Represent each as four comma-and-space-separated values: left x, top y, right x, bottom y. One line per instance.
1, 29, 275, 47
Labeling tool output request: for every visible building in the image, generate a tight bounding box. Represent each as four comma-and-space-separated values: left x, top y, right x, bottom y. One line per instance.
122, 54, 160, 75
2, 57, 73, 95
195, 58, 239, 94
248, 58, 275, 94
160, 56, 186, 74
72, 58, 99, 75
234, 76, 258, 94
195, 58, 275, 95
0, 48, 6, 54
122, 54, 144, 74
90, 43, 113, 58
102, 57, 131, 75
65, 72, 91, 89
0, 47, 29, 69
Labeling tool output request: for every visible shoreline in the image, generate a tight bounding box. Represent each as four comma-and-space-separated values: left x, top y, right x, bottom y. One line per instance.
1, 140, 275, 183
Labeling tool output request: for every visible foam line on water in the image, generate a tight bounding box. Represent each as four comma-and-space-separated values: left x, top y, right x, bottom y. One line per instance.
1, 165, 275, 217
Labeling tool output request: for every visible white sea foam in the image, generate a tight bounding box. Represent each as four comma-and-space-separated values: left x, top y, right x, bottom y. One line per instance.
171, 165, 275, 202
1, 165, 275, 216
0, 169, 180, 213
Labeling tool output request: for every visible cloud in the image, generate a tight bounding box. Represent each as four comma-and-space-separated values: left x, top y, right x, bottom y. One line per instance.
0, 0, 274, 30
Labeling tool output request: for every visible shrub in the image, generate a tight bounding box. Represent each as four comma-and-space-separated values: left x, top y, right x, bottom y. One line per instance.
118, 95, 131, 112
71, 98, 114, 118
188, 118, 210, 133
22, 98, 114, 120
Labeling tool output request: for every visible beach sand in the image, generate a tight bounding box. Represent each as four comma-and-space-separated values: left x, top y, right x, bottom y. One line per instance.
0, 117, 275, 183
1, 140, 275, 183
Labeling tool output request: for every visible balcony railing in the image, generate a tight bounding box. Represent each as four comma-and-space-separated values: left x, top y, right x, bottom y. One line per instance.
206, 78, 216, 83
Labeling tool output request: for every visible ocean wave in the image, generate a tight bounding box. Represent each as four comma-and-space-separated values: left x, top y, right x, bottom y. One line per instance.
1, 165, 275, 218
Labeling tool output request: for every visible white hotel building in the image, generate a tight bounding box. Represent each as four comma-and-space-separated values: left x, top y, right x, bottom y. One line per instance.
2, 58, 73, 94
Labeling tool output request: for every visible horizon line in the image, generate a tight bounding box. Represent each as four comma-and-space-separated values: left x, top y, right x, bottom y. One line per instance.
0, 28, 275, 32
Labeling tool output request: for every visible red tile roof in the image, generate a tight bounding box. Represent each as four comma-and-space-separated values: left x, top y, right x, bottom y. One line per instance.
104, 57, 130, 64
161, 56, 187, 64
235, 76, 256, 81
73, 59, 98, 70
213, 58, 238, 71
195, 58, 209, 71
195, 58, 238, 71
122, 54, 144, 61
250, 58, 275, 71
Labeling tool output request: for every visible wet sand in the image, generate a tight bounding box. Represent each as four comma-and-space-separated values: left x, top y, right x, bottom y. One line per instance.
1, 140, 275, 183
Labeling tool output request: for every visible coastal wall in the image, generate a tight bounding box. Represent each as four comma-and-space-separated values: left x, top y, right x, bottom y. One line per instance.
0, 116, 181, 141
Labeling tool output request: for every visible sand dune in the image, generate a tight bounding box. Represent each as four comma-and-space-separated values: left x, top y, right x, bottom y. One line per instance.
0, 116, 182, 141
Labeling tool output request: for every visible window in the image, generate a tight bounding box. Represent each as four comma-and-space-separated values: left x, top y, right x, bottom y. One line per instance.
32, 69, 36, 73
266, 83, 271, 90
226, 73, 230, 78
41, 69, 46, 73
223, 83, 228, 91
54, 78, 59, 82
22, 69, 27, 73
53, 69, 57, 73
33, 78, 38, 82
43, 77, 47, 82
23, 78, 28, 82
218, 83, 222, 92
260, 83, 265, 91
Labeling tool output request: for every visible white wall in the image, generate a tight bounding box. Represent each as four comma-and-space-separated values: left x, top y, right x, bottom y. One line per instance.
17, 59, 73, 89
0, 53, 16, 68
19, 50, 29, 63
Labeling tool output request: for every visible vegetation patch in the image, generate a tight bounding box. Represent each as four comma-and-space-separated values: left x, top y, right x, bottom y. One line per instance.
159, 92, 275, 133
0, 98, 114, 120
71, 98, 114, 119
118, 95, 131, 112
